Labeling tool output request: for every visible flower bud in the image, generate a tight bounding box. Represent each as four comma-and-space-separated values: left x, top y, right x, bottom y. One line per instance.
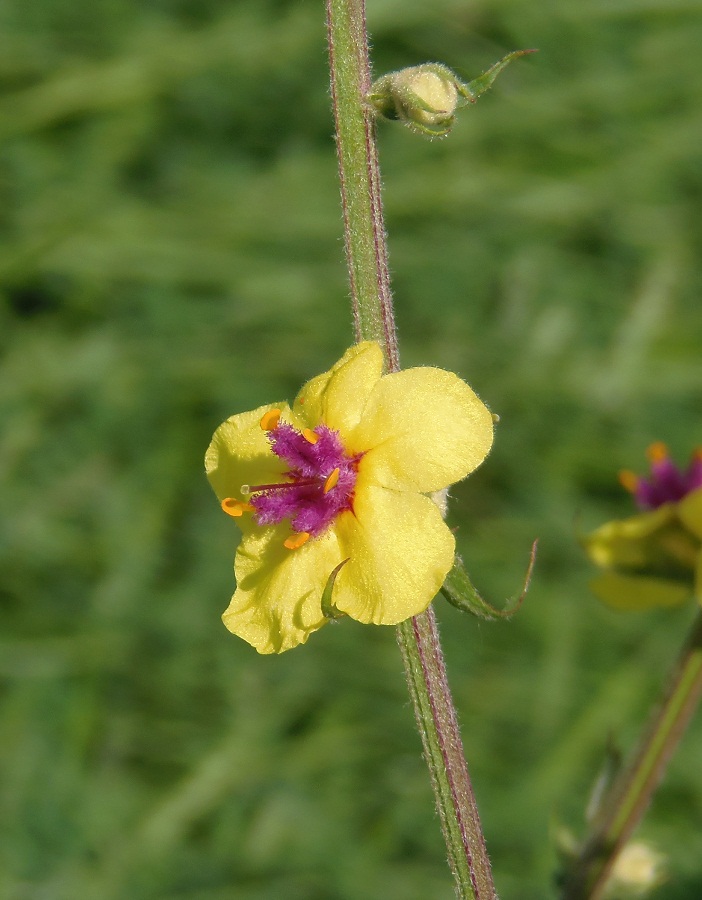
604, 842, 666, 898
369, 64, 460, 137
369, 51, 535, 137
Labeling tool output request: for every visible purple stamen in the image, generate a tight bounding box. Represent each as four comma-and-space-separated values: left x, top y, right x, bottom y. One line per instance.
249, 423, 362, 537
246, 478, 318, 493
630, 444, 702, 510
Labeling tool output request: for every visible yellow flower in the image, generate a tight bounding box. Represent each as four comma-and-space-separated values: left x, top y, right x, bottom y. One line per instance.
205, 342, 494, 653
584, 444, 702, 611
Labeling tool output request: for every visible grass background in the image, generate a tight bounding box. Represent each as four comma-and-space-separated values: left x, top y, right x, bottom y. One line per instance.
1, 0, 702, 897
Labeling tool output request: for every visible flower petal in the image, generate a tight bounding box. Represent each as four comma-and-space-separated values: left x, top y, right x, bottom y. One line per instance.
223, 526, 343, 653
332, 485, 455, 624
347, 366, 494, 492
590, 572, 691, 611
583, 505, 676, 570
205, 403, 290, 502
293, 342, 384, 434
677, 486, 702, 540
584, 503, 699, 581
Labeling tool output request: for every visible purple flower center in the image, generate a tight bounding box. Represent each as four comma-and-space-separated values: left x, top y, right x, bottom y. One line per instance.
622, 443, 702, 510
247, 422, 362, 538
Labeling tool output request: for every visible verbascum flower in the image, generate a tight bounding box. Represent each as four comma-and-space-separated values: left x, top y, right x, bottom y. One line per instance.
584, 443, 702, 610
206, 342, 494, 653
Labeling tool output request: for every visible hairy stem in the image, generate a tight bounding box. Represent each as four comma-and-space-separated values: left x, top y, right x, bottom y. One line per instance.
325, 0, 398, 371
326, 1, 496, 896
396, 612, 497, 898
562, 610, 702, 899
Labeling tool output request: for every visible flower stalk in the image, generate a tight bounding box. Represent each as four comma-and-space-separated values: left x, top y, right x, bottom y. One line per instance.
561, 609, 702, 899
326, 0, 496, 897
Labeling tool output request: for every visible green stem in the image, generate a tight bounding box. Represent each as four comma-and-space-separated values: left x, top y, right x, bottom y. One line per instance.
325, 2, 495, 897
325, 0, 398, 371
562, 609, 702, 899
396, 614, 497, 899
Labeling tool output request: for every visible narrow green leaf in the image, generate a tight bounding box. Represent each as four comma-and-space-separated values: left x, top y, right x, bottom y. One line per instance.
440, 542, 537, 620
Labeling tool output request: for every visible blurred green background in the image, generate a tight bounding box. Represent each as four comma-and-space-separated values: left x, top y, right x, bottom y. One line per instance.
2, 0, 701, 897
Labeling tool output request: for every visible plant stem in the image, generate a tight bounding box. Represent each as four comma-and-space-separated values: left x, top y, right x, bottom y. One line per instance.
325, 1, 496, 897
325, 0, 398, 372
396, 613, 497, 899
561, 609, 702, 899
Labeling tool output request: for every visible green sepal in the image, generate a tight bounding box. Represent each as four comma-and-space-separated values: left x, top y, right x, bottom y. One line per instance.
461, 49, 538, 102
367, 82, 399, 121
403, 115, 456, 138
440, 543, 537, 620
321, 558, 350, 619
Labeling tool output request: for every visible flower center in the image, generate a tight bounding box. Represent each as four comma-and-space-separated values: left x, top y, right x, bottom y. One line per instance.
223, 410, 362, 548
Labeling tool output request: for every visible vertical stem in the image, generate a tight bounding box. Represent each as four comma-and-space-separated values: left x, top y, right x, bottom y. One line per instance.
397, 612, 497, 899
562, 610, 702, 899
325, 0, 399, 371
326, 1, 496, 897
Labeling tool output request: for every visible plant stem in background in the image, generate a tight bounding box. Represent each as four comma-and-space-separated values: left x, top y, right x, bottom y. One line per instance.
325, 1, 496, 897
562, 610, 702, 899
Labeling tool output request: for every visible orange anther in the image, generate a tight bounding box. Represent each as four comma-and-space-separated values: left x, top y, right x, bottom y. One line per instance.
646, 441, 668, 464
324, 467, 340, 494
303, 428, 319, 444
260, 409, 281, 431
618, 470, 639, 494
222, 498, 253, 517
284, 531, 310, 550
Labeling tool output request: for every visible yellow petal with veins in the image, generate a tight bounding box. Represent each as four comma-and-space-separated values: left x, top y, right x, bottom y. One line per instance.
224, 526, 343, 653
677, 486, 702, 541
348, 366, 493, 492
205, 403, 290, 504
583, 505, 676, 570
332, 484, 455, 624
293, 342, 384, 434
590, 572, 690, 611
